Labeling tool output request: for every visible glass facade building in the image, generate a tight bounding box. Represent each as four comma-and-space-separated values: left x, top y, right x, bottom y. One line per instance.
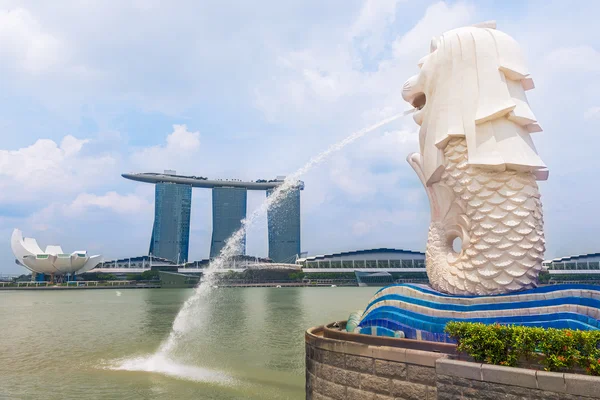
149, 182, 192, 263
210, 187, 247, 258
302, 259, 425, 269
297, 249, 426, 269
267, 188, 301, 263
126, 171, 304, 263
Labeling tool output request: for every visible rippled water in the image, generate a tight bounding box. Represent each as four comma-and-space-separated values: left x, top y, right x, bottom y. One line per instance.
0, 287, 375, 399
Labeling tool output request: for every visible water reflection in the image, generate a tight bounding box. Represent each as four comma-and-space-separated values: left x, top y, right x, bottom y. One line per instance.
0, 287, 376, 400
199, 288, 251, 359
262, 288, 304, 371
141, 289, 192, 339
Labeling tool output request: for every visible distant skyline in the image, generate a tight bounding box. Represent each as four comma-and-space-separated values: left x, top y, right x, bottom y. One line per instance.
1, 1, 599, 274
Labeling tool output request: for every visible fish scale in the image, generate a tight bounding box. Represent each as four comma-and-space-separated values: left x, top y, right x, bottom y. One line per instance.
425, 137, 545, 295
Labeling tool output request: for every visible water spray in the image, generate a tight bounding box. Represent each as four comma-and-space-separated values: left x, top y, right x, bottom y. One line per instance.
155, 109, 412, 357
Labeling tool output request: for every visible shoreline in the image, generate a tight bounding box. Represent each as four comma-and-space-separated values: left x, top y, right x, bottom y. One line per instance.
0, 281, 359, 290
0, 283, 161, 290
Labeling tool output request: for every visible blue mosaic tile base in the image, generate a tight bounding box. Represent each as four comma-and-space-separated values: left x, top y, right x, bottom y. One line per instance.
354, 284, 600, 342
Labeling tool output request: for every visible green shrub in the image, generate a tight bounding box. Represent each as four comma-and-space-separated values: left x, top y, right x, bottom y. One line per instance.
445, 322, 600, 375
96, 273, 117, 281
288, 272, 305, 281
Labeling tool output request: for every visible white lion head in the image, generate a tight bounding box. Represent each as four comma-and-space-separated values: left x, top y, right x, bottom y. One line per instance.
402, 21, 548, 185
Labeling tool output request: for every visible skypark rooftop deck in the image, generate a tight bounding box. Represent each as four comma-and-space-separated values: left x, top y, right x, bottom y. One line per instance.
122, 172, 305, 190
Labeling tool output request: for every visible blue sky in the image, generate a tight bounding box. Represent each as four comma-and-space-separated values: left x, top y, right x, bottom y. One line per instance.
0, 0, 599, 274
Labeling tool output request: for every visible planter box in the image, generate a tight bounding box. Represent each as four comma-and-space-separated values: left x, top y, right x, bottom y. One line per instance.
306, 322, 600, 399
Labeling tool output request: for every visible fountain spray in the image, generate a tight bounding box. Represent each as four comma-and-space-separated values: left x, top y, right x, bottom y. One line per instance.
155, 109, 414, 356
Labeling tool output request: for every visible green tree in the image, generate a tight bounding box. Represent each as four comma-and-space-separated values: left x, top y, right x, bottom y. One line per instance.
97, 274, 117, 281
288, 272, 305, 281
141, 270, 160, 280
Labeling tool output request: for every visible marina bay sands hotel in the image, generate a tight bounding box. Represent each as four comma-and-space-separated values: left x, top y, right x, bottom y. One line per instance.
122, 171, 304, 264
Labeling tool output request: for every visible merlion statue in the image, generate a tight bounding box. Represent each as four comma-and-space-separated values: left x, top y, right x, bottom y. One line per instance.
402, 21, 548, 295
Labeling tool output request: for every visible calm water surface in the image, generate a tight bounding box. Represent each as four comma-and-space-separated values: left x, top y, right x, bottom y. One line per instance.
0, 287, 375, 399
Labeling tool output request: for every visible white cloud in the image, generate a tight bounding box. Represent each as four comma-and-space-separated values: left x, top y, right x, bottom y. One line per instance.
351, 0, 401, 38
60, 135, 90, 156
130, 124, 201, 172
26, 190, 153, 233
0, 8, 63, 73
584, 106, 600, 120
546, 45, 600, 72
21, 191, 154, 262
350, 0, 403, 57
165, 124, 201, 151
0, 135, 116, 202
253, 49, 360, 122
358, 129, 417, 162
328, 128, 418, 197
2, 1, 600, 273
329, 157, 374, 197
351, 209, 425, 237
392, 1, 473, 58
252, 1, 475, 124
67, 191, 152, 215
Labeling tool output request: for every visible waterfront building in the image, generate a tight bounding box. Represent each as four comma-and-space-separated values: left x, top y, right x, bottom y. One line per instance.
543, 253, 600, 271
87, 254, 278, 275
122, 171, 305, 263
297, 248, 426, 271
91, 255, 178, 274
354, 271, 395, 287
10, 229, 102, 281
210, 187, 247, 258
158, 270, 200, 288
267, 187, 301, 263
543, 253, 600, 284
149, 176, 192, 263
297, 248, 427, 285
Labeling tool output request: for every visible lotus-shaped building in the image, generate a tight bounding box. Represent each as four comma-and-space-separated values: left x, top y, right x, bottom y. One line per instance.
11, 229, 102, 277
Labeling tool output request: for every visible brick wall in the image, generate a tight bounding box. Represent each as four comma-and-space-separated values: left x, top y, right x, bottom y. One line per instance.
306, 327, 442, 400
306, 325, 600, 400
436, 359, 600, 400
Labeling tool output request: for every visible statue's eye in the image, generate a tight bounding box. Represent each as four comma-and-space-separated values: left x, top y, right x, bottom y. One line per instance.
430, 37, 438, 53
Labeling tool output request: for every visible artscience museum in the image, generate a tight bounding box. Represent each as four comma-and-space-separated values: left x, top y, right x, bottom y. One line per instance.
11, 229, 103, 281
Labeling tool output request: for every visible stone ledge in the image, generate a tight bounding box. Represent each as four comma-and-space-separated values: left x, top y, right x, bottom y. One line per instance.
308, 324, 457, 354
536, 370, 566, 393
405, 348, 446, 367
307, 326, 448, 368
481, 363, 537, 389
436, 357, 600, 398
436, 359, 482, 381
565, 372, 600, 398
307, 325, 600, 399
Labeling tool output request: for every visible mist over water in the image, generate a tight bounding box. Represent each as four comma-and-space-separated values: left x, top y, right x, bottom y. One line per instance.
113, 111, 411, 383
111, 353, 235, 384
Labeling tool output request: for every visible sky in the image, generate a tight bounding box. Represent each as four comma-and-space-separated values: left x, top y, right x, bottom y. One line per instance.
0, 0, 599, 274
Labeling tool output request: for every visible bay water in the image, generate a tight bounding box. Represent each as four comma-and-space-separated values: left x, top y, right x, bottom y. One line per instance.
0, 287, 375, 399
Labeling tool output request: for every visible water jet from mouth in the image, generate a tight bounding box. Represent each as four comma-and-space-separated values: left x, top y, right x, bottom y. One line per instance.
152, 109, 414, 361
